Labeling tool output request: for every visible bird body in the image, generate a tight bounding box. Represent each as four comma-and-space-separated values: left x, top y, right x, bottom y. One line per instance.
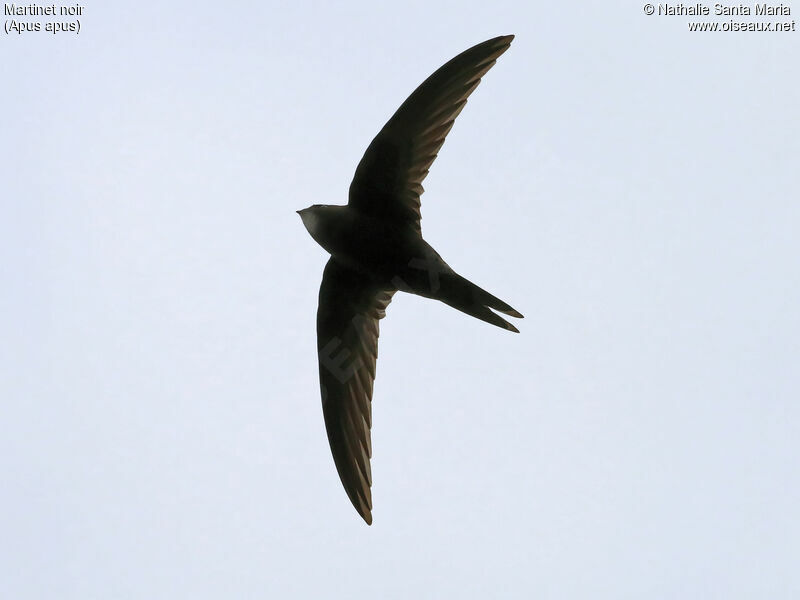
298, 204, 520, 326
298, 35, 521, 524
298, 204, 427, 280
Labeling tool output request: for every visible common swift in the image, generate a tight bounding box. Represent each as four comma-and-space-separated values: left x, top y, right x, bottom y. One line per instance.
298, 35, 522, 524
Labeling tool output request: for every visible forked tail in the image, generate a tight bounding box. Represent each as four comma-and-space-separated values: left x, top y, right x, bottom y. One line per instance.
438, 272, 523, 332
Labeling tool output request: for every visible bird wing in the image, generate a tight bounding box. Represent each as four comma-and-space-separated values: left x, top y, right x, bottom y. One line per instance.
317, 258, 395, 524
348, 35, 514, 234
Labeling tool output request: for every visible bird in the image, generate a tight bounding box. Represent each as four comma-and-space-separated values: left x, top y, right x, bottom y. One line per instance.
298, 35, 522, 525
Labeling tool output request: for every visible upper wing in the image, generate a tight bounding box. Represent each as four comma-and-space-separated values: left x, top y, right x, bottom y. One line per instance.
317, 258, 394, 524
348, 35, 514, 234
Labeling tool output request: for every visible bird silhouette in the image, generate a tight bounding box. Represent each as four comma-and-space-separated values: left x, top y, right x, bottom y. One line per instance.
298, 35, 521, 524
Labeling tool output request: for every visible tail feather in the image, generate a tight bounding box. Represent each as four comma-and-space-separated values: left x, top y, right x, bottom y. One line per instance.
448, 301, 520, 333
462, 276, 524, 318
438, 273, 523, 332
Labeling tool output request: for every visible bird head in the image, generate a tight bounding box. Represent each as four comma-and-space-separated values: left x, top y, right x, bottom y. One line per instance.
296, 205, 325, 238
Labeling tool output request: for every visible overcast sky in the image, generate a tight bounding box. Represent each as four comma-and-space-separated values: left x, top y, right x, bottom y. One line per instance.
2, 1, 799, 598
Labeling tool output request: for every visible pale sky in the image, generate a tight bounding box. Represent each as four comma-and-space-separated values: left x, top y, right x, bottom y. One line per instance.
2, 1, 799, 598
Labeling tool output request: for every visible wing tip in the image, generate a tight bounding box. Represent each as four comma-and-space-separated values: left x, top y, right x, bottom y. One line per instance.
493, 34, 515, 48
478, 34, 514, 61
360, 509, 373, 525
